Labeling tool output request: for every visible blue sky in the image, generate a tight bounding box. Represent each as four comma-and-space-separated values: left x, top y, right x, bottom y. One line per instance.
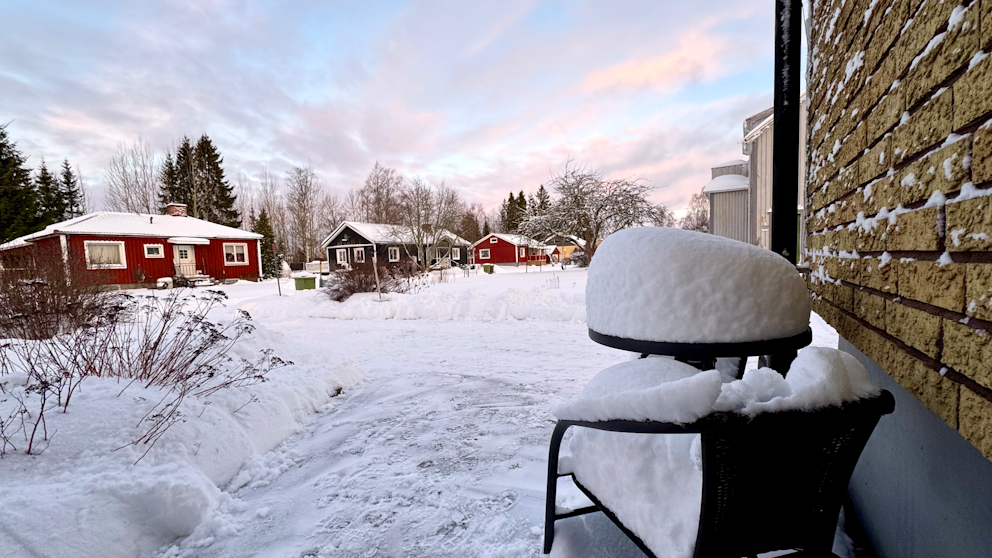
0, 0, 791, 214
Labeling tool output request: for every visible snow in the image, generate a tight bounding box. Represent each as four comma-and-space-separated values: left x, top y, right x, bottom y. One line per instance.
702, 174, 749, 194
560, 346, 878, 558
320, 221, 470, 248
970, 51, 988, 70
0, 266, 847, 558
586, 228, 811, 344
0, 212, 260, 251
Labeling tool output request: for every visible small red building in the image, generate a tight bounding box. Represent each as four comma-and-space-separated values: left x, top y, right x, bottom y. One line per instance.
0, 204, 262, 288
471, 233, 553, 266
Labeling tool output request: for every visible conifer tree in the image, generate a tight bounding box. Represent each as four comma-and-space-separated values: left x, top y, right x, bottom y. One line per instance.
194, 135, 240, 227
253, 208, 280, 278
517, 190, 527, 221
59, 158, 85, 218
158, 151, 179, 210
482, 220, 491, 236
505, 192, 519, 231
35, 158, 63, 226
536, 184, 551, 214
0, 124, 42, 242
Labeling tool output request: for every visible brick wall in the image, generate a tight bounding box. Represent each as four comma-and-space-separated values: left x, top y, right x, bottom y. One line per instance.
806, 0, 992, 460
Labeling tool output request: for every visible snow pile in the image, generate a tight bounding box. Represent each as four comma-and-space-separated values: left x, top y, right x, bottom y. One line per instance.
0, 318, 365, 558
586, 227, 811, 344
558, 346, 879, 558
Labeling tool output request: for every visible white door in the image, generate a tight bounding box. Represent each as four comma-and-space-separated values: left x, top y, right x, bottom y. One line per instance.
173, 245, 196, 276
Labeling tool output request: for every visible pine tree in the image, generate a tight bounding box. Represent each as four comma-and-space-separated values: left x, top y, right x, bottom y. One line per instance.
159, 137, 196, 211
482, 220, 491, 236
35, 158, 63, 226
505, 192, 518, 231
158, 151, 180, 210
517, 190, 527, 220
0, 124, 42, 243
195, 135, 240, 227
536, 184, 551, 214
253, 208, 280, 278
59, 159, 85, 218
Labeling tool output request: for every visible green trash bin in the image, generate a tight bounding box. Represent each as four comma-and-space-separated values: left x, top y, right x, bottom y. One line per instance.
483, 264, 493, 274
294, 276, 316, 290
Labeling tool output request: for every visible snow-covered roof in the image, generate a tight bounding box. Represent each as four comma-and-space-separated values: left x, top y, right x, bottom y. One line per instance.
0, 211, 260, 251
471, 233, 544, 248
544, 234, 587, 248
742, 92, 807, 143
713, 159, 748, 168
320, 222, 470, 248
702, 174, 749, 194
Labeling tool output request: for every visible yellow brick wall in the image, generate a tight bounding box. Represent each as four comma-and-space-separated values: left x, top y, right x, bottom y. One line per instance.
807, 0, 992, 460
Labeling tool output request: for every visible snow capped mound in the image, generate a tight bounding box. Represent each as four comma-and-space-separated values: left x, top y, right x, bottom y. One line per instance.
586, 227, 811, 343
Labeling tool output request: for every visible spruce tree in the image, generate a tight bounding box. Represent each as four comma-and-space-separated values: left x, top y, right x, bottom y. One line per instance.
536, 184, 551, 214
59, 159, 85, 218
194, 135, 240, 227
253, 208, 280, 278
482, 220, 491, 236
517, 190, 527, 217
0, 124, 42, 242
505, 192, 518, 231
35, 158, 63, 226
158, 151, 180, 210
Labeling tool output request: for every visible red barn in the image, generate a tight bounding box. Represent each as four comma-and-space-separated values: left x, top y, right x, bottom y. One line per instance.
471, 233, 552, 266
0, 204, 262, 288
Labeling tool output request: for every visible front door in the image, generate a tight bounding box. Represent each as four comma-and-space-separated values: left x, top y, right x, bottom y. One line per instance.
173, 245, 196, 276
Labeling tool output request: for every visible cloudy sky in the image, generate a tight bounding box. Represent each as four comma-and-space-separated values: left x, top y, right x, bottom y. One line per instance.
1, 0, 793, 215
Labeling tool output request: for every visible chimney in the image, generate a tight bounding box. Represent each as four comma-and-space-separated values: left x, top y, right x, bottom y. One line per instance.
166, 203, 188, 217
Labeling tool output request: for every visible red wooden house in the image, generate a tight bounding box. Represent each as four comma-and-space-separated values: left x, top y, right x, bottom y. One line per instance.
471, 233, 554, 266
0, 204, 262, 288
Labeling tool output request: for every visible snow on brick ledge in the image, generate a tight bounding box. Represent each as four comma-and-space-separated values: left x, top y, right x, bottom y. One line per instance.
586, 227, 811, 344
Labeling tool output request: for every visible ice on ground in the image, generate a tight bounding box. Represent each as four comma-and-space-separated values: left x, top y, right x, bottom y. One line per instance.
586, 228, 811, 344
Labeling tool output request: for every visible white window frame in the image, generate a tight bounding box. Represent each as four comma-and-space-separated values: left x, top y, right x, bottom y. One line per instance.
489, 236, 498, 243
83, 240, 127, 270
354, 247, 365, 263
336, 248, 348, 264
479, 249, 490, 259
388, 246, 400, 262
143, 244, 164, 258
223, 242, 249, 266
519, 247, 526, 257
451, 247, 461, 261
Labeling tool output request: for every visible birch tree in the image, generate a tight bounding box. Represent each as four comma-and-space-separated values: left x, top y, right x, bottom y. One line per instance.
396, 177, 463, 268
104, 137, 158, 213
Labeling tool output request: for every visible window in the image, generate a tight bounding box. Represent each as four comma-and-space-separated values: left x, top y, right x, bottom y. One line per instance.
388, 247, 400, 262
178, 249, 189, 260
84, 241, 126, 269
479, 249, 490, 259
451, 247, 461, 261
223, 243, 248, 265
519, 247, 526, 257
354, 248, 365, 263
489, 237, 498, 243
336, 248, 348, 264
144, 244, 164, 258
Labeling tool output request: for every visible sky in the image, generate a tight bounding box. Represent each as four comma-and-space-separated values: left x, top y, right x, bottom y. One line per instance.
0, 0, 792, 216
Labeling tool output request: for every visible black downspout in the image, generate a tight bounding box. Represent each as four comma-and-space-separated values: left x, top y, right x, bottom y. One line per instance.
766, 0, 803, 375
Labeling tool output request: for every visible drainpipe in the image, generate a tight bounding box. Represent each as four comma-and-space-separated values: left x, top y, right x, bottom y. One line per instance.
770, 0, 801, 264
767, 0, 803, 375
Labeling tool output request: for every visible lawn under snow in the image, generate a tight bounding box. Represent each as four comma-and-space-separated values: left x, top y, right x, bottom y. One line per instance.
0, 265, 842, 558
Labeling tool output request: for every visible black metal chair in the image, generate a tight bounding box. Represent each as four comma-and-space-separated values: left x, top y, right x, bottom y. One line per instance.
544, 389, 895, 558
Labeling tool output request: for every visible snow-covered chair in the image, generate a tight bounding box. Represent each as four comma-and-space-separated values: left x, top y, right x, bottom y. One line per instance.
585, 228, 814, 373
544, 354, 895, 557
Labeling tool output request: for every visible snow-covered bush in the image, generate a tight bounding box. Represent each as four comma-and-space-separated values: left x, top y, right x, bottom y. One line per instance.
323, 264, 409, 302
0, 290, 290, 456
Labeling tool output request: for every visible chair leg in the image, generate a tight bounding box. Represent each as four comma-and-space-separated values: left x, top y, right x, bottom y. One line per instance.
544, 421, 571, 554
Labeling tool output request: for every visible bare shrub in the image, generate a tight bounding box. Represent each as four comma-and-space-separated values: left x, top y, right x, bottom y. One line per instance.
324, 263, 409, 302
0, 288, 290, 457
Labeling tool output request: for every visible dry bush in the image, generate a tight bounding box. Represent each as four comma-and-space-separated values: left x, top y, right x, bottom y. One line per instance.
324, 262, 409, 302
0, 285, 290, 457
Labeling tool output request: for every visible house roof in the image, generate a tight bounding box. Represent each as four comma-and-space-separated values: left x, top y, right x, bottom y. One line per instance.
472, 233, 545, 248
543, 234, 587, 248
713, 159, 748, 168
0, 211, 261, 251
320, 221, 470, 248
703, 174, 750, 194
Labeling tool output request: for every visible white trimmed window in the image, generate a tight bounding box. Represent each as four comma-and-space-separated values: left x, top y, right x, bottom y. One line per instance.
84, 241, 126, 269
143, 244, 164, 258
519, 247, 526, 257
489, 236, 498, 243
336, 248, 348, 264
451, 247, 461, 261
479, 249, 490, 259
223, 243, 249, 265
388, 247, 400, 262
354, 248, 365, 263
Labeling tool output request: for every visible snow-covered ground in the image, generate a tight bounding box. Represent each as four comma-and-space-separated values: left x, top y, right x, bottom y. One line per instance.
0, 265, 842, 558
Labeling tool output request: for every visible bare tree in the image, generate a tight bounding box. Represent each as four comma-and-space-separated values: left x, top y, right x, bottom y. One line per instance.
679, 190, 710, 233
352, 162, 404, 224
258, 165, 290, 259
104, 137, 158, 213
519, 160, 666, 262
396, 177, 464, 269
234, 171, 256, 228
285, 164, 324, 262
